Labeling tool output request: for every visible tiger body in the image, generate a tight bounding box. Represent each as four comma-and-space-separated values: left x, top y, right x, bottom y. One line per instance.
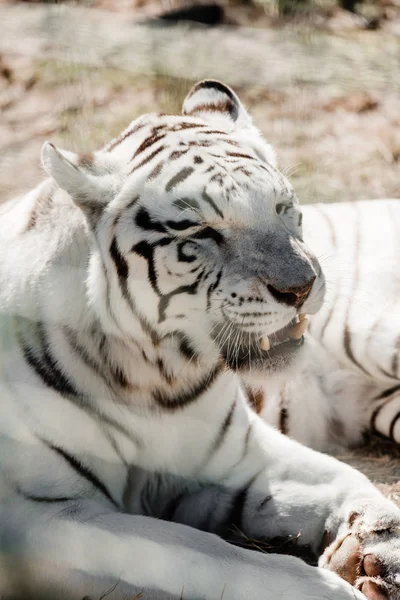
0, 80, 399, 600
260, 201, 400, 450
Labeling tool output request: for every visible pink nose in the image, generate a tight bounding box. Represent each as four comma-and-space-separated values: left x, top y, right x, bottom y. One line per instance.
267, 277, 316, 308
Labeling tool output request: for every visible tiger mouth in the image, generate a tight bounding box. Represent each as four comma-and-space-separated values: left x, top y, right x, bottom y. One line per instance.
216, 314, 308, 371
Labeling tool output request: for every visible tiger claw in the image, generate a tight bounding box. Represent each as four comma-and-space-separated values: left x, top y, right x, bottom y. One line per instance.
320, 506, 400, 600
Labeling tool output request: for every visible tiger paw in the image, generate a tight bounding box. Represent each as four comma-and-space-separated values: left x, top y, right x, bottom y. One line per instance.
320, 506, 400, 599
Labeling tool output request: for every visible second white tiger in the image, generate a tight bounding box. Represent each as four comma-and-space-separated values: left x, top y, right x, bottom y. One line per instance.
259, 200, 400, 451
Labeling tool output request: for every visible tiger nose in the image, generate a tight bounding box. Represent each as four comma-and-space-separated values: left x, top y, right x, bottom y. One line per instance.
267, 276, 316, 308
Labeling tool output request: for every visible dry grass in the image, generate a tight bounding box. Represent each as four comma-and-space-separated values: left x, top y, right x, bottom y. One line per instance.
336, 435, 400, 507
2, 54, 400, 205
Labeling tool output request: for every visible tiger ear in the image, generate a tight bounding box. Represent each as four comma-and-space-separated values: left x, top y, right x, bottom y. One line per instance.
41, 142, 108, 218
182, 80, 252, 131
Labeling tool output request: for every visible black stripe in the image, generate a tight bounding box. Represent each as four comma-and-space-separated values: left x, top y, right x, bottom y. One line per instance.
132, 240, 161, 295
243, 424, 252, 454
21, 322, 142, 450
206, 269, 223, 311
365, 312, 400, 381
172, 122, 207, 131
279, 387, 288, 435
190, 80, 236, 102
129, 145, 166, 173
198, 129, 228, 135
316, 208, 339, 341
21, 343, 78, 398
106, 121, 147, 152
319, 300, 336, 343
192, 227, 224, 246
374, 384, 400, 401
158, 270, 205, 322
226, 151, 255, 160
201, 190, 224, 219
166, 167, 194, 193
110, 236, 159, 344
125, 195, 141, 211
110, 237, 128, 280
210, 400, 237, 455
177, 241, 198, 263
18, 320, 80, 399
342, 209, 370, 376
170, 149, 189, 160
90, 322, 132, 388
132, 236, 204, 324
44, 441, 119, 509
220, 487, 248, 539
153, 365, 222, 410
132, 133, 166, 158
279, 407, 288, 435
258, 494, 272, 511
63, 326, 104, 379
24, 494, 74, 503
371, 406, 386, 435
156, 358, 174, 384
343, 324, 370, 376
165, 330, 199, 362
148, 161, 164, 180
178, 336, 198, 361
389, 412, 400, 440
392, 334, 400, 376
135, 207, 167, 234
166, 219, 199, 231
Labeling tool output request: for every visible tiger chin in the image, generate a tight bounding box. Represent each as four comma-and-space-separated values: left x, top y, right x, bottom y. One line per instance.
0, 79, 399, 600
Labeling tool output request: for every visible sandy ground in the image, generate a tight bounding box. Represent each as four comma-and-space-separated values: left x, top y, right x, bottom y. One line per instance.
0, 1, 399, 505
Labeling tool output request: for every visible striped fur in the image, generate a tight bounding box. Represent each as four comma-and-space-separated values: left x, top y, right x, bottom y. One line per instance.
0, 80, 399, 600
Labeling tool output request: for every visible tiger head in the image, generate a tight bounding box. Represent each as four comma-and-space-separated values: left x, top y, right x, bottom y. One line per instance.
42, 80, 325, 379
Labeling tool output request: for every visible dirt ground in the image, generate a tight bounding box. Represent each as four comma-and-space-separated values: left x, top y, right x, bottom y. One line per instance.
0, 0, 399, 505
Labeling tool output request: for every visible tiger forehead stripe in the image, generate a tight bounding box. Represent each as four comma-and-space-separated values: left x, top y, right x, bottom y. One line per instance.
165, 167, 194, 193
226, 151, 256, 160
170, 149, 189, 160
129, 145, 166, 174
105, 119, 148, 152
132, 132, 166, 159
147, 161, 164, 181
201, 189, 224, 219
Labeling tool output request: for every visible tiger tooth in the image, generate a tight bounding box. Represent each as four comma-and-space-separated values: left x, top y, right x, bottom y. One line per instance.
260, 336, 271, 351
299, 313, 307, 322
288, 318, 309, 340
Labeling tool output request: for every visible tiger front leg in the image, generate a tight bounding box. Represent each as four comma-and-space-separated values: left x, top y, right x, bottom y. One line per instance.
175, 403, 400, 600
238, 415, 400, 600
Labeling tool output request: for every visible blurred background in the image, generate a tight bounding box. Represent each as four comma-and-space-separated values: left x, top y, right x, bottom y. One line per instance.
1, 0, 400, 205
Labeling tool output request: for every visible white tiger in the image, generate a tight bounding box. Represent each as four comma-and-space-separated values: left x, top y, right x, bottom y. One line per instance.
257, 201, 400, 451
0, 80, 399, 600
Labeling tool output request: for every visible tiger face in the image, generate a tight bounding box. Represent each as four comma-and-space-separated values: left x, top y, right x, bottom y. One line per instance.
42, 80, 325, 377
